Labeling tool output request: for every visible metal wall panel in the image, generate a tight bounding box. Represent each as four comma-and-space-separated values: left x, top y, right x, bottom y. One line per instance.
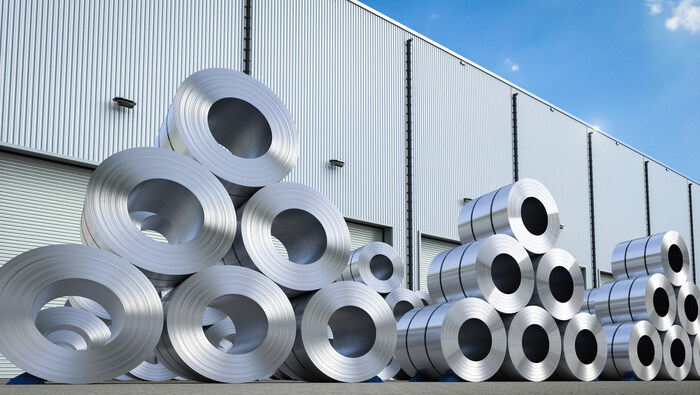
347, 221, 385, 249
253, 0, 408, 266
0, 0, 244, 162
516, 91, 592, 284
590, 131, 647, 276
692, 183, 700, 285
647, 160, 694, 282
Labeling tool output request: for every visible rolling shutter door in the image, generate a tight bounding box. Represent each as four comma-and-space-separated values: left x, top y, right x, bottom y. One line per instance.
419, 235, 459, 291
346, 221, 384, 250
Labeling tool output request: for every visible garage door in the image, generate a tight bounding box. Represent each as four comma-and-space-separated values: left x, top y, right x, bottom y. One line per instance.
419, 235, 459, 291
346, 221, 385, 249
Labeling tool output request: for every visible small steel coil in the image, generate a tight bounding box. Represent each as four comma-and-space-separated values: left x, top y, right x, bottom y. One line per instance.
204, 319, 236, 352
675, 281, 700, 335
553, 313, 607, 381
529, 248, 584, 321
601, 321, 662, 381
611, 231, 689, 286
35, 307, 111, 351
415, 290, 432, 306
127, 352, 177, 382
337, 242, 403, 294
580, 288, 597, 315
457, 178, 560, 254
377, 288, 424, 380
657, 324, 692, 381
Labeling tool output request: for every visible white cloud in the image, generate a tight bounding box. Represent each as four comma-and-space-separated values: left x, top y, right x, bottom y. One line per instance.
648, 0, 663, 15
428, 13, 439, 20
504, 58, 519, 71
665, 0, 700, 33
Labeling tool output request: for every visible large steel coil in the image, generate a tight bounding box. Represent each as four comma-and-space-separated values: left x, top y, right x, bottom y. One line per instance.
338, 242, 403, 294
611, 231, 689, 286
224, 182, 350, 296
689, 335, 700, 380
157, 68, 298, 207
553, 313, 607, 381
35, 307, 111, 351
675, 281, 700, 335
529, 248, 584, 321
657, 325, 692, 381
580, 289, 597, 314
127, 353, 177, 382
395, 298, 506, 382
427, 234, 534, 314
81, 147, 237, 289
457, 178, 560, 254
497, 305, 561, 381
594, 273, 676, 331
155, 265, 295, 383
601, 321, 662, 381
0, 245, 163, 383
279, 281, 395, 382
415, 290, 432, 306
378, 288, 424, 380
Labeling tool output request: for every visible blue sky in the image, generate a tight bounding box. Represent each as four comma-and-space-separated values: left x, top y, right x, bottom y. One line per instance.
362, 0, 700, 181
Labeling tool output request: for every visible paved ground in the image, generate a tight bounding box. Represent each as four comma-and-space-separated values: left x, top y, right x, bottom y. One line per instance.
1, 379, 698, 395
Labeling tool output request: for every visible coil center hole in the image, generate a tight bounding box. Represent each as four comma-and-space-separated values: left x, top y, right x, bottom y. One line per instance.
549, 266, 574, 303
574, 329, 598, 365
392, 301, 414, 321
522, 325, 549, 363
521, 197, 548, 236
208, 295, 268, 355
491, 254, 521, 295
685, 296, 698, 322
458, 318, 492, 362
327, 306, 376, 358
670, 339, 686, 367
208, 97, 272, 159
668, 244, 684, 273
370, 255, 393, 281
271, 209, 327, 265
653, 288, 670, 317
637, 335, 655, 366
128, 179, 204, 244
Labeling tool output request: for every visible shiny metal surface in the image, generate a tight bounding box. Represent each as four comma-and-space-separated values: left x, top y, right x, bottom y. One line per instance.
657, 325, 691, 381
601, 321, 662, 381
498, 305, 561, 382
225, 182, 350, 296
157, 68, 299, 207
35, 307, 111, 351
457, 179, 560, 254
338, 242, 403, 294
155, 265, 295, 383
378, 288, 427, 380
675, 281, 700, 336
415, 290, 432, 306
610, 231, 690, 286
427, 234, 534, 314
81, 147, 237, 289
530, 248, 584, 321
594, 274, 676, 331
689, 335, 700, 380
127, 353, 177, 382
280, 281, 395, 382
0, 245, 163, 383
554, 313, 607, 381
67, 297, 111, 323
204, 319, 236, 352
580, 289, 597, 315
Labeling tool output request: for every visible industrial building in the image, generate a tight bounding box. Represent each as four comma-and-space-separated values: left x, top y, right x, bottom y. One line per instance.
0, 0, 697, 377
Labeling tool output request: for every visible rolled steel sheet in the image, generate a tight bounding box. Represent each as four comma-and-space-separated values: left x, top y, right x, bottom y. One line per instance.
377, 357, 404, 381
529, 248, 584, 321
338, 242, 403, 294
610, 231, 689, 286
498, 305, 561, 381
580, 289, 597, 315
35, 307, 111, 351
127, 353, 177, 382
689, 335, 700, 380
657, 325, 692, 381
427, 234, 534, 314
601, 321, 662, 381
457, 178, 560, 254
67, 297, 111, 323
675, 281, 700, 336
204, 319, 236, 352
0, 245, 163, 383
554, 313, 607, 381
395, 298, 506, 382
280, 281, 396, 382
378, 288, 423, 380
155, 265, 295, 383
225, 182, 350, 296
415, 290, 432, 306
594, 273, 676, 331
157, 68, 299, 206
81, 147, 237, 289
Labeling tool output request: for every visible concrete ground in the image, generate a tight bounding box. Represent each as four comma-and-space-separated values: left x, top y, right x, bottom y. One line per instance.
1, 379, 698, 395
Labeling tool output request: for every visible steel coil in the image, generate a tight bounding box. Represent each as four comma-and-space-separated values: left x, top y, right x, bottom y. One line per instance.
427, 234, 534, 314
580, 289, 597, 314
529, 248, 584, 321
415, 290, 432, 306
279, 281, 396, 382
35, 307, 111, 351
601, 321, 662, 381
127, 353, 177, 382
155, 265, 295, 383
157, 68, 298, 207
689, 335, 700, 380
338, 242, 403, 294
497, 305, 561, 381
657, 325, 692, 381
204, 318, 236, 352
675, 281, 700, 336
457, 178, 560, 254
611, 231, 689, 286
81, 147, 237, 289
594, 273, 676, 331
224, 182, 350, 296
378, 288, 424, 380
0, 245, 163, 383
395, 298, 506, 382
554, 313, 607, 381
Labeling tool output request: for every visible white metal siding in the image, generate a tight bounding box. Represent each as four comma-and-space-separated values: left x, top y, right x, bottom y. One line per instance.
692, 183, 700, 285
418, 236, 459, 291
346, 221, 385, 249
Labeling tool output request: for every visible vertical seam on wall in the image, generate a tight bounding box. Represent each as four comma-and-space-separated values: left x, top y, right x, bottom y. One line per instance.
405, 38, 414, 290
588, 132, 597, 288
644, 160, 651, 236
689, 184, 697, 283
243, 0, 252, 75
511, 93, 519, 182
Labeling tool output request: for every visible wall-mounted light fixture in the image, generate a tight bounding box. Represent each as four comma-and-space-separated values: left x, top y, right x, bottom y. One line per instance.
462, 197, 473, 204
113, 97, 136, 109
559, 224, 564, 230
549, 107, 554, 112
459, 60, 466, 66
329, 159, 344, 168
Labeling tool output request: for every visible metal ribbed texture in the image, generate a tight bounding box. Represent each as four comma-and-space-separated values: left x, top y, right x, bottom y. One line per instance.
0, 0, 244, 162
590, 131, 646, 275
411, 39, 512, 241
692, 183, 700, 284
515, 92, 591, 280
0, 152, 92, 378
646, 160, 694, 282
252, 0, 407, 267
347, 222, 385, 249
418, 236, 459, 291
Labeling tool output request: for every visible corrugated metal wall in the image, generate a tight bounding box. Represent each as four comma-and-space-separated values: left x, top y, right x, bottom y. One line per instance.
692, 183, 700, 284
